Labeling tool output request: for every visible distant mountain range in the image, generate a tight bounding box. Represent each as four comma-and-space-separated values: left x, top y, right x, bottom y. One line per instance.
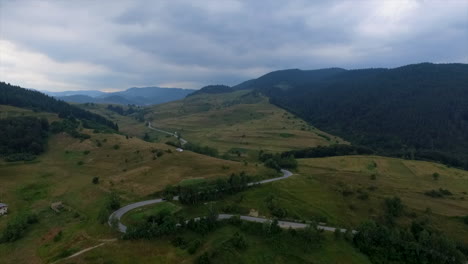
42, 87, 195, 105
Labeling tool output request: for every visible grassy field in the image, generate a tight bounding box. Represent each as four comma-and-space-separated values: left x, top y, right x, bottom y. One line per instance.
175, 155, 468, 244
143, 90, 345, 159
67, 226, 371, 264
0, 125, 267, 263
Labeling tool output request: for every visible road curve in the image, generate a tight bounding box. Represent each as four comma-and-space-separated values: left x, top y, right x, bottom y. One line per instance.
110, 125, 354, 234
108, 169, 355, 234
147, 122, 187, 145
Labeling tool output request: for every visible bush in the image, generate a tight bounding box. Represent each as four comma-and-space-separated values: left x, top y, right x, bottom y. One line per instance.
187, 239, 201, 254
384, 196, 404, 217
0, 213, 38, 243
77, 161, 84, 166
195, 252, 211, 264
463, 215, 468, 225
113, 144, 120, 150
92, 177, 99, 184
230, 232, 248, 250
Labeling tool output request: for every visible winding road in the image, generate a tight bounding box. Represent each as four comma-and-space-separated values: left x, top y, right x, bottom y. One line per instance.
148, 122, 187, 145
109, 125, 355, 234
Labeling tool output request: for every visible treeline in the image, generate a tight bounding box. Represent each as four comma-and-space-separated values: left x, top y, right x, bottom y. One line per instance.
0, 82, 118, 130
259, 151, 297, 170
0, 116, 49, 161
123, 209, 324, 263
106, 104, 138, 116
166, 141, 219, 158
163, 172, 251, 205
351, 196, 466, 263
354, 220, 466, 264
282, 144, 374, 159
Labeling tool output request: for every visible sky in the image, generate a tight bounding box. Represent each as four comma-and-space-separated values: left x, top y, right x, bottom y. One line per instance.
0, 0, 467, 92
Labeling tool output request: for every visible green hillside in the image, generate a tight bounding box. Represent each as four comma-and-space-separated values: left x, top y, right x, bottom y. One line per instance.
234, 63, 468, 169
143, 90, 344, 159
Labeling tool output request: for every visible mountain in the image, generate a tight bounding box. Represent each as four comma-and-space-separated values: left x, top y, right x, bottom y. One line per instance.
47, 86, 196, 105
233, 63, 468, 168
187, 85, 235, 96
42, 90, 107, 97
0, 82, 118, 130
57, 94, 136, 105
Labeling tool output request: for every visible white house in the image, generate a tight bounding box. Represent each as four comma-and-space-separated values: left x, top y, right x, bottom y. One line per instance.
176, 148, 184, 152
0, 203, 8, 216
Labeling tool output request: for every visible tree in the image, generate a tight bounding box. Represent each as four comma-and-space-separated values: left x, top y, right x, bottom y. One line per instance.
384, 196, 404, 218
432, 172, 440, 180
92, 177, 99, 184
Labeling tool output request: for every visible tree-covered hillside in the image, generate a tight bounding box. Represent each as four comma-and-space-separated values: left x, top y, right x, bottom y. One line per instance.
236, 63, 468, 168
0, 82, 118, 130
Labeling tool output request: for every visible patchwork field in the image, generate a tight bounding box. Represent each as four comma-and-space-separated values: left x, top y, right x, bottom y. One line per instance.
143, 90, 345, 158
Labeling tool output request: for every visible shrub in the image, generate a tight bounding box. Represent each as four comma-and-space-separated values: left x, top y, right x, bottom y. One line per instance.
92, 177, 99, 184
187, 239, 201, 254
77, 161, 84, 166
384, 196, 404, 217
432, 172, 440, 180
113, 144, 120, 150
230, 232, 248, 250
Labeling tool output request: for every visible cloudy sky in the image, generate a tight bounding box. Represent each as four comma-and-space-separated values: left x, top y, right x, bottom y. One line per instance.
0, 0, 467, 92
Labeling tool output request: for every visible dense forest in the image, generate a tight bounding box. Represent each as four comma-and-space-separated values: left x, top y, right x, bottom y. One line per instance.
234, 63, 468, 169
0, 117, 49, 161
0, 82, 118, 130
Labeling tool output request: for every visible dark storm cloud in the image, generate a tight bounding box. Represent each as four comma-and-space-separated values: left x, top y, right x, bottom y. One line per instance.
0, 0, 467, 91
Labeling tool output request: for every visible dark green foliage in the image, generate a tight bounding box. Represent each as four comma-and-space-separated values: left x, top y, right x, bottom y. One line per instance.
384, 196, 404, 218
353, 220, 466, 264
195, 252, 211, 264
432, 172, 440, 180
282, 144, 374, 159
463, 216, 468, 225
240, 64, 468, 169
187, 239, 202, 254
92, 177, 99, 184
424, 188, 453, 198
188, 85, 233, 96
169, 172, 251, 205
0, 116, 49, 160
184, 142, 219, 158
0, 213, 38, 243
97, 192, 121, 224
0, 82, 118, 130
229, 232, 248, 250
123, 209, 178, 240
264, 195, 288, 218
259, 152, 297, 170
113, 144, 120, 150
53, 231, 63, 242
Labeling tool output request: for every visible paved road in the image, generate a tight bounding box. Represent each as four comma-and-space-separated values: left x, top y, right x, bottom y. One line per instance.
111, 125, 355, 234
108, 169, 355, 234
148, 122, 187, 145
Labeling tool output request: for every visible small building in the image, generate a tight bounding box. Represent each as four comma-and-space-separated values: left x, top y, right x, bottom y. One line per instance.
176, 148, 184, 152
0, 203, 8, 216
51, 201, 64, 213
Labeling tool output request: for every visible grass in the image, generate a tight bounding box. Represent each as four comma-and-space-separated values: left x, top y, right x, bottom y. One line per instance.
141, 90, 345, 159
0, 123, 265, 263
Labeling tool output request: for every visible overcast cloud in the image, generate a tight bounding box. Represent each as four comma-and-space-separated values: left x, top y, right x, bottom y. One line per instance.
0, 0, 467, 91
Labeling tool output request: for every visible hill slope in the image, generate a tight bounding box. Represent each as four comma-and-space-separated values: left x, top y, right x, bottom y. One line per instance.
235, 63, 468, 168
144, 90, 345, 158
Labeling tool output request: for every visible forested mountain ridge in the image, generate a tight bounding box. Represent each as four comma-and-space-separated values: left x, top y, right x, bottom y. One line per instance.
0, 82, 118, 130
49, 86, 195, 105
233, 63, 468, 168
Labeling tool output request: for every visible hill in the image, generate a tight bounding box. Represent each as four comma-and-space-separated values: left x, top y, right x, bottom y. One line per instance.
48, 86, 196, 105
233, 63, 468, 168
143, 89, 345, 159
